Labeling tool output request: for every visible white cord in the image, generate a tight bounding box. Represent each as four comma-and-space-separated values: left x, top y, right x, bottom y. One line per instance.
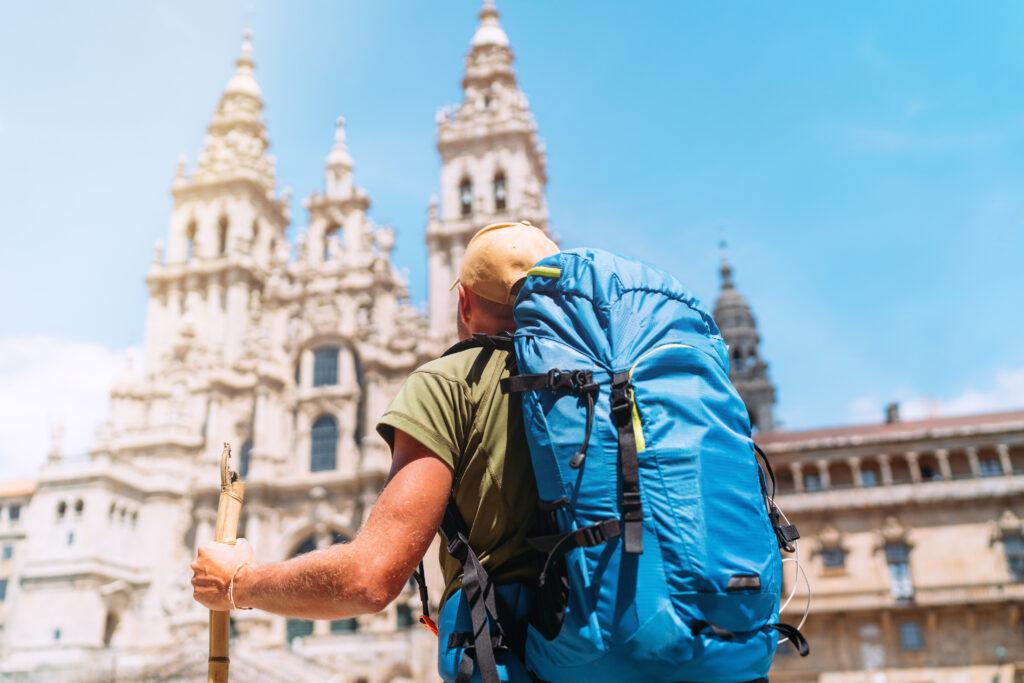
775, 503, 811, 643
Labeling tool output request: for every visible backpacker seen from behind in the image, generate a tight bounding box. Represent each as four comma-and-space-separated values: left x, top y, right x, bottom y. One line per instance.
428, 248, 807, 683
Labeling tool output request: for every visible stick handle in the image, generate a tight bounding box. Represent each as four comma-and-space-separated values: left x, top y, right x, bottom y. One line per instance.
208, 480, 245, 683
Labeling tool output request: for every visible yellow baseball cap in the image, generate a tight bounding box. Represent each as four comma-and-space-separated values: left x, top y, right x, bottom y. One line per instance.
450, 221, 560, 305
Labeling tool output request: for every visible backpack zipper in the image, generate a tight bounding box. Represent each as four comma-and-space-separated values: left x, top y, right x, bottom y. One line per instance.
627, 343, 696, 452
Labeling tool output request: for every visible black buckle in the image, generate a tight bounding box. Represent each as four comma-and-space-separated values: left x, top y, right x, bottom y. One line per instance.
446, 534, 469, 561
622, 492, 643, 518
610, 382, 633, 418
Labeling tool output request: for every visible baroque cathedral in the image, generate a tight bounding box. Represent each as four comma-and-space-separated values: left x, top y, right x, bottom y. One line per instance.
2, 3, 1023, 682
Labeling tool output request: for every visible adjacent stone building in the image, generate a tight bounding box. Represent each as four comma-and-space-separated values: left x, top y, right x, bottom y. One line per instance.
1, 2, 1021, 681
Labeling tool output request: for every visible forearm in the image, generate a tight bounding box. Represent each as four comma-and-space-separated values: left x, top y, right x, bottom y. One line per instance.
234, 542, 393, 619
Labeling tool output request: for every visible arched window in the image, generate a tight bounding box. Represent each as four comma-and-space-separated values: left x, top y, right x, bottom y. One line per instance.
74, 500, 84, 517
218, 215, 229, 255
459, 178, 473, 217
102, 611, 119, 647
313, 347, 339, 387
239, 440, 253, 480
56, 501, 67, 521
311, 415, 338, 472
493, 172, 507, 211
324, 225, 340, 262
185, 220, 197, 261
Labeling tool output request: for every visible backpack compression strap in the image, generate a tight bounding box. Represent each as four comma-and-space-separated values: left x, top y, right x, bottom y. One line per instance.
610, 373, 644, 554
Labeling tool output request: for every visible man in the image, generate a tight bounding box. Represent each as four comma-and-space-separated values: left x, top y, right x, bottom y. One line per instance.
192, 222, 558, 677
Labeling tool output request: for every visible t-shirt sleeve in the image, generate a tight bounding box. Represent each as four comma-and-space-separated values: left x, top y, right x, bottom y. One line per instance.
376, 368, 473, 471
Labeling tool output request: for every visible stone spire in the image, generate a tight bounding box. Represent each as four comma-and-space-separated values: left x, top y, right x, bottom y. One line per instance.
325, 117, 355, 199
713, 242, 777, 432
191, 30, 276, 192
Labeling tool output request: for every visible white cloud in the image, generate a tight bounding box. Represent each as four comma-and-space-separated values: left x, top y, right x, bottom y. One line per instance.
0, 336, 136, 479
848, 366, 1024, 424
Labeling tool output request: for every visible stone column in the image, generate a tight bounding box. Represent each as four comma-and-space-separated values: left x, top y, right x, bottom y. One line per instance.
817, 460, 830, 490
789, 462, 804, 493
878, 454, 893, 486
966, 446, 981, 477
997, 444, 1013, 476
936, 448, 952, 481
848, 457, 863, 488
194, 508, 216, 554
907, 451, 921, 483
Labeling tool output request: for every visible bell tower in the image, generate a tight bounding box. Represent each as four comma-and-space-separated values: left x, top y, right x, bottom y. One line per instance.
713, 243, 777, 432
145, 31, 289, 371
426, 0, 551, 338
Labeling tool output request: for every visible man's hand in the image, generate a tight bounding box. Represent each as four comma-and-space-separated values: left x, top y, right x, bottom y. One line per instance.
191, 538, 256, 611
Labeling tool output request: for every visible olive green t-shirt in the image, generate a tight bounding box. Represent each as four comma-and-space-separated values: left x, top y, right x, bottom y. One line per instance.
376, 346, 538, 605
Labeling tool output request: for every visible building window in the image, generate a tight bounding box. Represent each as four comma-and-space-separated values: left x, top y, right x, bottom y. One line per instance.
185, 220, 197, 261
459, 178, 473, 217
311, 415, 338, 472
1003, 534, 1024, 582
804, 473, 823, 492
822, 547, 846, 569
898, 621, 924, 651
397, 604, 414, 628
980, 458, 1002, 477
1, 544, 12, 560
313, 347, 339, 387
56, 501, 66, 521
330, 618, 358, 633
353, 352, 365, 446
74, 499, 84, 517
861, 469, 878, 487
9, 504, 20, 522
103, 611, 120, 647
493, 172, 507, 211
67, 531, 74, 546
239, 440, 253, 480
286, 618, 313, 643
885, 543, 914, 600
324, 225, 340, 261
218, 215, 229, 255
54, 628, 61, 641
0, 578, 7, 601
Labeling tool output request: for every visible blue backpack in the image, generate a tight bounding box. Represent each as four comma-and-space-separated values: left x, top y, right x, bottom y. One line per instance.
418, 248, 807, 683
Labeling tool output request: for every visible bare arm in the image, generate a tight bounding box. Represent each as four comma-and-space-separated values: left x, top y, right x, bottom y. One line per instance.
191, 430, 452, 619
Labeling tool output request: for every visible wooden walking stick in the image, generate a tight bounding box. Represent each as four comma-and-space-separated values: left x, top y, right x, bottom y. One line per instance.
209, 442, 245, 683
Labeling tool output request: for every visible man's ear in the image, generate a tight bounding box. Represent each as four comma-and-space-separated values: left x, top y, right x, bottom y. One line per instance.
457, 284, 472, 327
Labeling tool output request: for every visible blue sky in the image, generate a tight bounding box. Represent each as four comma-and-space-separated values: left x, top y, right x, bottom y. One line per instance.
1, 1, 1023, 475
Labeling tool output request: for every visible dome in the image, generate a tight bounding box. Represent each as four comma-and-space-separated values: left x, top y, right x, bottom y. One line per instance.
470, 1, 510, 47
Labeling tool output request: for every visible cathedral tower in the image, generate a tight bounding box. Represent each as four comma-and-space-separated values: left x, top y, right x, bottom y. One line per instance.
426, 0, 551, 337
713, 244, 777, 432
146, 31, 289, 372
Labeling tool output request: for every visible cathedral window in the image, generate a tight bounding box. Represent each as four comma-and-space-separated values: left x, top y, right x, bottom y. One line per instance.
396, 604, 414, 628
311, 415, 338, 472
330, 617, 358, 633
239, 440, 252, 480
821, 546, 846, 569
898, 621, 923, 651
185, 220, 197, 261
861, 469, 878, 487
56, 501, 66, 521
804, 473, 823, 492
885, 543, 914, 600
313, 347, 340, 387
218, 215, 229, 255
0, 578, 6, 601
353, 352, 365, 445
1003, 534, 1024, 581
9, 504, 20, 522
324, 225, 340, 262
493, 172, 507, 211
2, 544, 12, 560
460, 178, 473, 217
74, 500, 84, 517
67, 531, 74, 546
